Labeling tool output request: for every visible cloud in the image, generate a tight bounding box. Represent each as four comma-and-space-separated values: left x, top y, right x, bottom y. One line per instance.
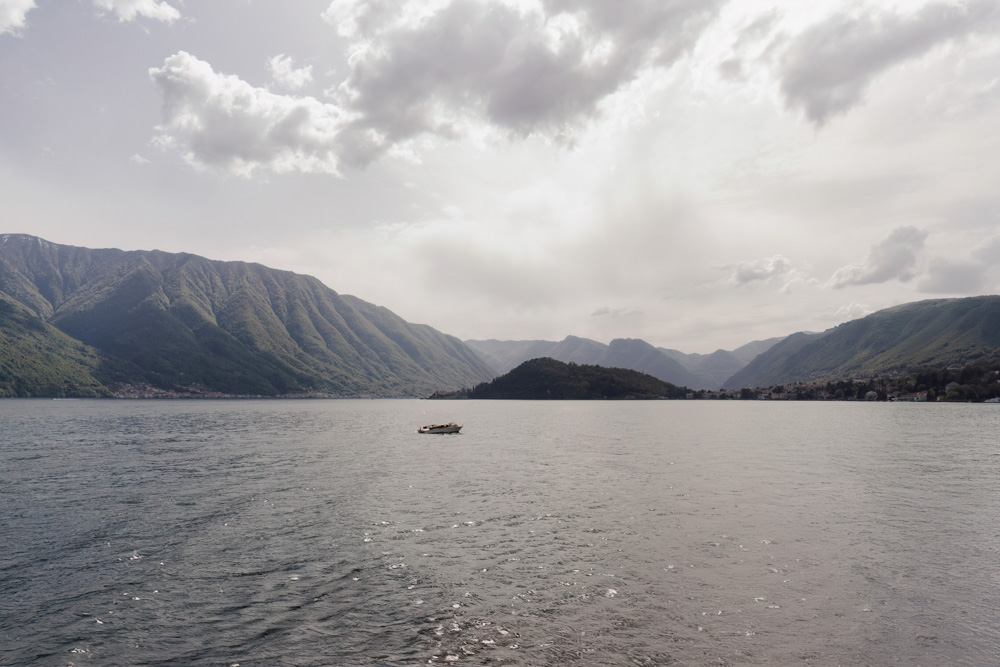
327, 0, 724, 165
591, 306, 643, 318
722, 254, 792, 285
777, 1, 1000, 125
717, 8, 781, 82
0, 0, 35, 35
717, 254, 816, 292
733, 8, 781, 50
149, 52, 346, 177
972, 236, 1000, 265
92, 0, 180, 23
2, 0, 179, 36
829, 226, 928, 288
268, 55, 314, 91
323, 0, 427, 39
917, 258, 986, 293
914, 235, 1000, 293
830, 301, 874, 322
149, 0, 725, 173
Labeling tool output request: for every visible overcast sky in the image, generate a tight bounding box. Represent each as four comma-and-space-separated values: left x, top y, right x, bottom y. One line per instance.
2, 0, 999, 353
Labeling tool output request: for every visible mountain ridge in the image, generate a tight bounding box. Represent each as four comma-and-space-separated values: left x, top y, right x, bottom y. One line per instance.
0, 234, 493, 397
468, 297, 1000, 392
3, 236, 999, 398
465, 335, 783, 390
723, 296, 1000, 389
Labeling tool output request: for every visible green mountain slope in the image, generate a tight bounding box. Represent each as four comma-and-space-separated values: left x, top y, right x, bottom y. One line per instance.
434, 357, 688, 400
723, 296, 1000, 389
0, 234, 494, 397
721, 332, 826, 389
0, 299, 110, 397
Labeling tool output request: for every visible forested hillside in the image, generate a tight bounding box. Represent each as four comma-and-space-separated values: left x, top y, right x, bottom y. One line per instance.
430, 357, 689, 400
724, 297, 1000, 389
0, 234, 493, 397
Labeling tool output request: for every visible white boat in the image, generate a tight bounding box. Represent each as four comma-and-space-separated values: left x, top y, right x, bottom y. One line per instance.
418, 422, 462, 434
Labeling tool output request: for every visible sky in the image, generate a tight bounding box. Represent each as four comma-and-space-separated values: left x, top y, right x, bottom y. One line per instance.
2, 0, 999, 354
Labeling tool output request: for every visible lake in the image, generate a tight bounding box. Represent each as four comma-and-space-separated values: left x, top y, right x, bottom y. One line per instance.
1, 399, 998, 666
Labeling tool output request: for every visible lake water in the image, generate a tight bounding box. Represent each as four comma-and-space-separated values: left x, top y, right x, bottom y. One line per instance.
1, 399, 998, 666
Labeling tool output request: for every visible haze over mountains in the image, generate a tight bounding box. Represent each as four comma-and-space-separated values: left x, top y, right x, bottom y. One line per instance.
470, 297, 1000, 392
0, 234, 492, 397
465, 336, 784, 391
1, 235, 998, 398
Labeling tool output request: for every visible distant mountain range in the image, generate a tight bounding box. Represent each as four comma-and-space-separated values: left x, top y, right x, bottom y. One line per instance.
465, 335, 784, 390
2, 235, 998, 398
0, 234, 493, 397
469, 296, 1000, 392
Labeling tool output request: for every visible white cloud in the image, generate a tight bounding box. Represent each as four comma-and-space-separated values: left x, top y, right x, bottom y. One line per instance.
149, 0, 726, 173
149, 52, 347, 177
322, 0, 439, 39
2, 0, 181, 36
591, 306, 643, 319
776, 0, 1000, 125
721, 254, 792, 285
326, 0, 724, 165
268, 55, 314, 92
92, 0, 180, 23
830, 226, 928, 288
830, 301, 874, 321
717, 254, 817, 293
716, 8, 782, 83
130, 153, 151, 165
0, 0, 35, 35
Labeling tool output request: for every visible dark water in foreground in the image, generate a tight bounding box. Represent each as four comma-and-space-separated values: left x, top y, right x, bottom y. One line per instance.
1, 399, 998, 666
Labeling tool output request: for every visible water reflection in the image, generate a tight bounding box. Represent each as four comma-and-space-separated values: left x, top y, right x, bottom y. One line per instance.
0, 399, 997, 665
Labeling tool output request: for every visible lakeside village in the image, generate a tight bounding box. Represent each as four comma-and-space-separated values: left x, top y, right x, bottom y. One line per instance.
107, 362, 1000, 402
697, 363, 1000, 403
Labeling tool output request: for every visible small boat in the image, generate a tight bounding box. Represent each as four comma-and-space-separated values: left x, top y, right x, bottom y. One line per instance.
418, 422, 462, 434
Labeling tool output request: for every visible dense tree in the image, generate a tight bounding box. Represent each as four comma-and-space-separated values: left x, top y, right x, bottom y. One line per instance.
429, 357, 688, 400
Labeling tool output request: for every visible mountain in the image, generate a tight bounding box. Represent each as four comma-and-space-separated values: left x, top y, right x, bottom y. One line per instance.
720, 332, 826, 390
0, 299, 110, 397
0, 234, 494, 397
723, 296, 1000, 389
465, 335, 782, 390
430, 357, 688, 400
659, 347, 746, 388
729, 337, 787, 365
600, 338, 706, 389
464, 335, 606, 374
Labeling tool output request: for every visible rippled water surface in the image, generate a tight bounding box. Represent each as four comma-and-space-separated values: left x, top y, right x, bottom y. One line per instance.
1, 399, 998, 666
